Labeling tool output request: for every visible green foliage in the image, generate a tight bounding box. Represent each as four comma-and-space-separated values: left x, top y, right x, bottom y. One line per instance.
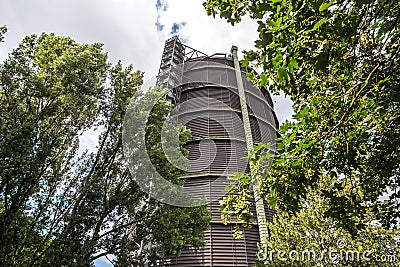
221, 146, 400, 266
0, 25, 6, 43
260, 179, 400, 266
204, 0, 400, 234
0, 33, 209, 266
220, 143, 275, 237
206, 1, 399, 265
220, 171, 253, 231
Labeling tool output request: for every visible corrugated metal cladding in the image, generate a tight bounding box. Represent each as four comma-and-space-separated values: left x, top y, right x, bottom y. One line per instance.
161, 56, 278, 266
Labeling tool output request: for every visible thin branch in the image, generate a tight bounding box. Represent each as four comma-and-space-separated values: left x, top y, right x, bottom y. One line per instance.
326, 63, 380, 137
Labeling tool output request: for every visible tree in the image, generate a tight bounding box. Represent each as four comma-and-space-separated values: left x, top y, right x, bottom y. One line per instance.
221, 144, 400, 266
0, 31, 209, 266
259, 178, 400, 266
204, 0, 399, 232
204, 0, 400, 265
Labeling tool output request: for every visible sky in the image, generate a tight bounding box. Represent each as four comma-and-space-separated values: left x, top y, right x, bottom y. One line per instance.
0, 0, 293, 266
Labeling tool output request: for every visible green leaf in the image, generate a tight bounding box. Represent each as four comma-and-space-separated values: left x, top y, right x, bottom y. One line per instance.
267, 193, 278, 207
319, 0, 334, 12
275, 17, 282, 28
241, 57, 249, 67
278, 67, 288, 84
288, 58, 299, 74
313, 18, 328, 31
306, 77, 318, 85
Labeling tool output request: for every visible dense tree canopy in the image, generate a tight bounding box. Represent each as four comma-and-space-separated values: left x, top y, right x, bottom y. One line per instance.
204, 0, 399, 265
260, 177, 400, 266
205, 0, 399, 231
0, 31, 209, 266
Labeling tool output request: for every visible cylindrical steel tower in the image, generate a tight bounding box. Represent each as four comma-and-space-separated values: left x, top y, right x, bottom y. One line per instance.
157, 37, 279, 266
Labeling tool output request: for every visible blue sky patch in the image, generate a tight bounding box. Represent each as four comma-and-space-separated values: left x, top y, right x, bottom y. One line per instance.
170, 22, 187, 35
156, 0, 168, 12
156, 19, 164, 32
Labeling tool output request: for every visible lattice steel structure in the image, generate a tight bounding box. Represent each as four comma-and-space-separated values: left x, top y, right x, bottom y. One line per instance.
157, 37, 279, 266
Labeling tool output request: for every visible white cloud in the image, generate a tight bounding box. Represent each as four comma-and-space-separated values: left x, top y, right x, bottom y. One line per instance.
0, 0, 163, 80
